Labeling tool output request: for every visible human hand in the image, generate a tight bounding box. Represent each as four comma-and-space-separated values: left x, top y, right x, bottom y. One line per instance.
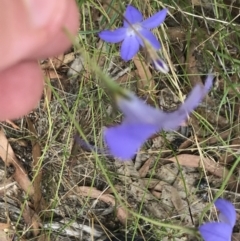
0, 0, 79, 120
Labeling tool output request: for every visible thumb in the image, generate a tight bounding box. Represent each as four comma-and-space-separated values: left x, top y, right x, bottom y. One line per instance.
0, 61, 44, 120
0, 0, 79, 71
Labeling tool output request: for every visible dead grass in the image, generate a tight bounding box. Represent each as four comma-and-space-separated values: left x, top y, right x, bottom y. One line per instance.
0, 0, 240, 240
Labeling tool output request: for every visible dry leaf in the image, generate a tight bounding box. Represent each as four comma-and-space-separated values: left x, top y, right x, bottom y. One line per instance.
143, 178, 162, 192
63, 52, 75, 65
41, 55, 64, 70
43, 82, 52, 110
143, 178, 164, 190
179, 138, 194, 149
26, 118, 46, 213
4, 120, 19, 129
49, 54, 64, 69
22, 203, 41, 237
170, 186, 183, 213
186, 41, 203, 87
0, 128, 34, 196
219, 137, 240, 164
70, 186, 129, 225
199, 129, 232, 145
151, 190, 161, 199
133, 56, 154, 90
44, 69, 62, 80
138, 157, 154, 178
179, 127, 232, 149
166, 154, 239, 191
167, 154, 228, 175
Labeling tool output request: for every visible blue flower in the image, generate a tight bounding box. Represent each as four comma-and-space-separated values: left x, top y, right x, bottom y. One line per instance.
199, 199, 236, 241
104, 75, 213, 160
151, 54, 169, 73
99, 5, 167, 61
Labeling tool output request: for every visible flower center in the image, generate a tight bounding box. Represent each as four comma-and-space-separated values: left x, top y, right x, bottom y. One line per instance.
126, 23, 142, 37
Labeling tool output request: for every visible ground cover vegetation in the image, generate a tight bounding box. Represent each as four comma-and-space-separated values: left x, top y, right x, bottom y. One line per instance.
0, 0, 240, 240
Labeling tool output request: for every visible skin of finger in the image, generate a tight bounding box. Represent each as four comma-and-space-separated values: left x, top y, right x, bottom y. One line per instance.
0, 0, 49, 71
0, 0, 79, 71
0, 61, 44, 121
31, 0, 80, 59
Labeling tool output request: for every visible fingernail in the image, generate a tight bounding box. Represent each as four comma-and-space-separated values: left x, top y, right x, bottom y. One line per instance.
23, 0, 65, 28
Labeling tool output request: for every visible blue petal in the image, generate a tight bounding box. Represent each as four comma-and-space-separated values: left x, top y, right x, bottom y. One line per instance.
204, 74, 215, 91
138, 29, 161, 49
160, 75, 214, 131
104, 75, 213, 160
117, 92, 164, 124
141, 9, 168, 29
124, 5, 143, 27
120, 36, 140, 61
215, 199, 236, 228
199, 222, 232, 241
99, 27, 127, 43
104, 123, 158, 160
152, 58, 169, 73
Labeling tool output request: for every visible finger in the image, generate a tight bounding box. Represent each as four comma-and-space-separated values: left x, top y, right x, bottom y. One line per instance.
0, 0, 79, 71
31, 0, 80, 59
0, 61, 43, 120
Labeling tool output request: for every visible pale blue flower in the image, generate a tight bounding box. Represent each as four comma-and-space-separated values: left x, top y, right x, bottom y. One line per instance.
99, 5, 167, 61
104, 75, 213, 160
199, 199, 236, 241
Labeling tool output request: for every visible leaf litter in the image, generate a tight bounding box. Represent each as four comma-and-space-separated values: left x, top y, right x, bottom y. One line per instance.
0, 1, 240, 240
